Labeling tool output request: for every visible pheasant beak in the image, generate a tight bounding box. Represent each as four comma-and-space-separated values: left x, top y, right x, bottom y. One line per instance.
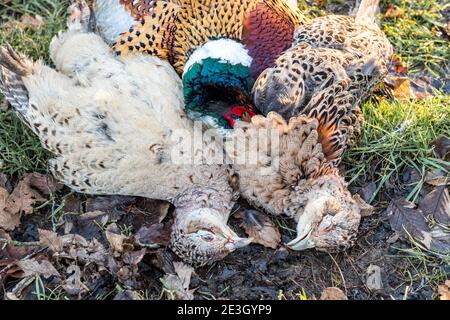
286, 197, 327, 251
286, 226, 315, 251
225, 236, 253, 252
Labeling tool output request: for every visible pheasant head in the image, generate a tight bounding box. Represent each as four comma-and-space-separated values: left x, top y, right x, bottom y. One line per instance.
182, 39, 258, 132
170, 186, 252, 267
170, 207, 252, 267
286, 174, 360, 251
231, 112, 362, 252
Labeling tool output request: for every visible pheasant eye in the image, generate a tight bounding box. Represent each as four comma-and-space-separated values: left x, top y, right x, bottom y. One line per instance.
201, 233, 214, 242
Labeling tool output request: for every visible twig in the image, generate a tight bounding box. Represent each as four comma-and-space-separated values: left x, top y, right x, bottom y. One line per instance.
0, 239, 41, 247
327, 252, 348, 296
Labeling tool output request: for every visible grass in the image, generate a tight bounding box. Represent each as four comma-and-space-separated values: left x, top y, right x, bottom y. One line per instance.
0, 0, 68, 176
380, 0, 450, 76
343, 94, 450, 202
0, 110, 49, 176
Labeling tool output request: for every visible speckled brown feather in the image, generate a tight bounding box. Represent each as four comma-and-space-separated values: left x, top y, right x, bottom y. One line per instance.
230, 112, 337, 216
252, 4, 392, 164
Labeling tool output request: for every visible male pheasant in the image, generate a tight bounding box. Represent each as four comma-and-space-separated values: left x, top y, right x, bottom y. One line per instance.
94, 0, 307, 133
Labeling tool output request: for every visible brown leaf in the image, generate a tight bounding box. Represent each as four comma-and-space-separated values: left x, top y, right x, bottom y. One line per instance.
85, 195, 132, 217
161, 262, 195, 300
39, 229, 108, 266
390, 76, 412, 102
39, 229, 64, 252
113, 290, 142, 300
418, 186, 450, 225
0, 229, 33, 268
105, 230, 128, 254
1, 173, 60, 230
135, 223, 171, 248
438, 280, 450, 300
353, 194, 376, 217
64, 211, 109, 241
424, 169, 449, 186
62, 265, 89, 296
4, 276, 35, 300
387, 198, 430, 239
431, 136, 450, 162
320, 287, 347, 300
63, 194, 82, 213
16, 258, 60, 279
357, 181, 377, 203
384, 4, 405, 18
130, 198, 172, 225
0, 186, 20, 231
26, 173, 63, 195
387, 198, 449, 253
237, 209, 280, 249
122, 248, 146, 266
384, 75, 433, 102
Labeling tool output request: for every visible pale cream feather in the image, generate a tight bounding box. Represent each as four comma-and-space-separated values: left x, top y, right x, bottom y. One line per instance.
15, 31, 230, 203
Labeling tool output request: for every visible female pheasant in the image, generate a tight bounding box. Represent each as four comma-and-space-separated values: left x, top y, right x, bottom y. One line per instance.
0, 1, 252, 267
235, 0, 393, 250
94, 0, 307, 133
253, 0, 393, 159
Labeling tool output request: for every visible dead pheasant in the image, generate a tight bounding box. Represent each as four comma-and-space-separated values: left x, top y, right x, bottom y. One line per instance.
94, 0, 308, 132
233, 0, 393, 251
230, 112, 362, 252
0, 1, 252, 267
253, 0, 393, 160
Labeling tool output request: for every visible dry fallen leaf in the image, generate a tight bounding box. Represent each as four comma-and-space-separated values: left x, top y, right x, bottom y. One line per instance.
0, 229, 34, 272
384, 4, 405, 18
431, 136, 450, 162
237, 209, 280, 249
161, 262, 195, 300
387, 198, 430, 238
105, 229, 128, 255
38, 229, 64, 252
353, 194, 376, 217
424, 169, 449, 186
135, 223, 171, 248
113, 290, 142, 300
4, 276, 35, 300
418, 186, 450, 225
130, 198, 171, 224
64, 211, 109, 241
438, 280, 450, 300
0, 173, 62, 231
16, 258, 60, 279
39, 229, 108, 266
320, 287, 347, 300
62, 265, 89, 296
387, 198, 450, 253
0, 186, 20, 231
